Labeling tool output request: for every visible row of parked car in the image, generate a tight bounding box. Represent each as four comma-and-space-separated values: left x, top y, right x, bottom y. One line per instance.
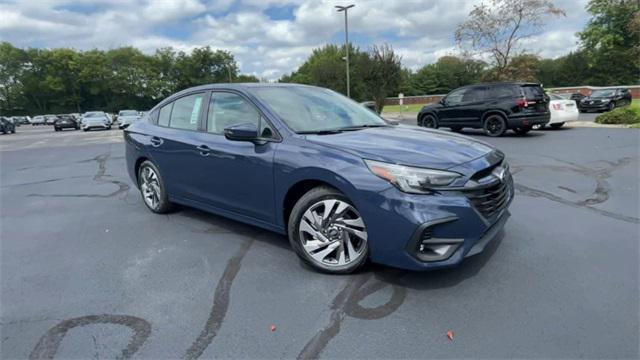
415, 84, 633, 136
0, 110, 145, 135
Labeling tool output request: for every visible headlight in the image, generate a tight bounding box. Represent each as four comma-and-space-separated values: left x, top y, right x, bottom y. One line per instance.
601, 99, 610, 103
364, 159, 461, 194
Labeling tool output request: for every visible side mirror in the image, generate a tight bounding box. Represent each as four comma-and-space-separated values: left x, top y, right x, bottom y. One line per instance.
224, 123, 258, 142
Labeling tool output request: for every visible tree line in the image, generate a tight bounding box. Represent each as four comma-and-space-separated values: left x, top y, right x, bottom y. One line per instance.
1, 0, 637, 116
0, 44, 259, 116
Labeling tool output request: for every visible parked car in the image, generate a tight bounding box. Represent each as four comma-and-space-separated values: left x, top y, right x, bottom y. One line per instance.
44, 115, 59, 125
117, 110, 141, 129
417, 82, 550, 136
360, 101, 377, 113
0, 117, 16, 134
11, 116, 31, 125
31, 115, 46, 125
81, 111, 111, 131
536, 94, 579, 129
578, 88, 632, 112
54, 114, 80, 131
125, 84, 513, 273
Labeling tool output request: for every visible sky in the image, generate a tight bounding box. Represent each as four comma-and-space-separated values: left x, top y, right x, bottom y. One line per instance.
0, 0, 591, 80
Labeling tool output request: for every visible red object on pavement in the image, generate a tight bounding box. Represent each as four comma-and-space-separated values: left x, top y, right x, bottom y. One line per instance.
447, 330, 454, 341
270, 324, 277, 332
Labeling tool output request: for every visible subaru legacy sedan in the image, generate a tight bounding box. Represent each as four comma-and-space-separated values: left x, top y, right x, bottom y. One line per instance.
124, 84, 513, 273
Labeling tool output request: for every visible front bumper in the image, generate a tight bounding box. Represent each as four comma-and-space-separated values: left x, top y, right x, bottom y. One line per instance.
82, 122, 110, 130
357, 175, 513, 271
579, 102, 610, 111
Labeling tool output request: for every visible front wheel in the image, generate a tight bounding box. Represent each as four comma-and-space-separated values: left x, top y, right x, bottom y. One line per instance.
607, 102, 615, 112
420, 114, 438, 129
288, 186, 368, 274
483, 115, 506, 137
550, 122, 564, 129
138, 161, 173, 213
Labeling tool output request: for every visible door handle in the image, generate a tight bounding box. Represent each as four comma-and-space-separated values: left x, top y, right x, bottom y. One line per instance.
150, 137, 163, 147
196, 145, 211, 156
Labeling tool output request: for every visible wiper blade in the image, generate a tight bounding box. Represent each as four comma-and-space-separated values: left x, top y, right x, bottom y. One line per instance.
297, 129, 344, 135
338, 124, 390, 130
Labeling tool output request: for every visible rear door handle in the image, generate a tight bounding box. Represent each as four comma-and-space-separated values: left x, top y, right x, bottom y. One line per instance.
150, 137, 163, 147
196, 145, 211, 156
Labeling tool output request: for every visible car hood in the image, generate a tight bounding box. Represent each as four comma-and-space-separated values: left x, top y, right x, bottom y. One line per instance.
305, 125, 495, 170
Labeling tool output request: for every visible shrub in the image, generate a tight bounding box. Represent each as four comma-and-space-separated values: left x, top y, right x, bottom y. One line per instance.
595, 107, 640, 125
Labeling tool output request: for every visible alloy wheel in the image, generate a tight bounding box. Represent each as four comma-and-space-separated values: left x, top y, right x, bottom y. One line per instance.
421, 115, 437, 128
484, 116, 506, 137
298, 199, 367, 268
140, 166, 162, 210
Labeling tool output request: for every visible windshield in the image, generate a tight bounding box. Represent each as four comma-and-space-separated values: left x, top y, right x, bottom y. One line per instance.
84, 112, 104, 118
550, 94, 564, 100
591, 89, 616, 97
119, 110, 138, 116
252, 86, 387, 133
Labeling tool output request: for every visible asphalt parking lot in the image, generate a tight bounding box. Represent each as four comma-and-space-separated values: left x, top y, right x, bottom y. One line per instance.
1, 125, 639, 359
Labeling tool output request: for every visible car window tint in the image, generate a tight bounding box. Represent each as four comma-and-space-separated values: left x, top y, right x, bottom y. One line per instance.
445, 88, 467, 106
169, 93, 203, 130
158, 103, 172, 127
489, 86, 519, 98
462, 87, 485, 102
207, 92, 259, 134
522, 86, 544, 99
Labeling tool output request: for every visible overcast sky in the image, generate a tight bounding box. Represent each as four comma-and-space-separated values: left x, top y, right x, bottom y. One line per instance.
0, 0, 590, 80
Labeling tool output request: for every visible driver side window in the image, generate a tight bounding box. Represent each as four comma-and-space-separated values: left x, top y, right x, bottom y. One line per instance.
445, 88, 467, 106
207, 92, 260, 134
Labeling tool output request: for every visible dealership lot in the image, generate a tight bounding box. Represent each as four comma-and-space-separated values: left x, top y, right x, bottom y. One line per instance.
1, 126, 638, 358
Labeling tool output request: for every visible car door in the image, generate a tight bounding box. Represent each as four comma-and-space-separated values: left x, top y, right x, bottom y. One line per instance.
439, 86, 487, 126
188, 90, 278, 223
145, 91, 208, 199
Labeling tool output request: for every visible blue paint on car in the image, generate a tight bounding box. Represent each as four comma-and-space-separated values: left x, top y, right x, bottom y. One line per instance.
125, 83, 513, 272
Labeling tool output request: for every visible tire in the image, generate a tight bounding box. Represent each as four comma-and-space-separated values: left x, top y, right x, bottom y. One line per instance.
513, 127, 531, 136
550, 122, 564, 129
137, 160, 173, 214
607, 102, 615, 112
420, 114, 438, 129
483, 114, 507, 137
11, 129, 16, 134
83, 128, 88, 132
450, 126, 462, 132
288, 186, 368, 274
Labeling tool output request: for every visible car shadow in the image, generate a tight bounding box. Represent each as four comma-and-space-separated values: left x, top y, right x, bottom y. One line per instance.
173, 204, 504, 291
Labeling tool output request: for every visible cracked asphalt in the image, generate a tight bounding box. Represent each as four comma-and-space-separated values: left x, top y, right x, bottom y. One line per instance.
1, 126, 639, 359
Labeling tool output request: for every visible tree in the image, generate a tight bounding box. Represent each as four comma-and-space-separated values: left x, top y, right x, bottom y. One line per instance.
578, 0, 640, 85
364, 44, 402, 113
413, 56, 486, 94
455, 0, 565, 79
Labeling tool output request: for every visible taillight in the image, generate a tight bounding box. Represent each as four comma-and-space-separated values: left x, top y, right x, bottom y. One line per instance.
516, 98, 528, 108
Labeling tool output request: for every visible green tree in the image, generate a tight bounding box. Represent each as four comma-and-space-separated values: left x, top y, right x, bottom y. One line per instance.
578, 0, 640, 85
413, 56, 486, 94
364, 44, 402, 113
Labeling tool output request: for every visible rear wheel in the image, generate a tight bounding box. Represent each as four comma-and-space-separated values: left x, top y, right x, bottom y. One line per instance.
288, 186, 368, 274
483, 115, 506, 137
550, 122, 564, 129
420, 114, 438, 129
138, 161, 172, 213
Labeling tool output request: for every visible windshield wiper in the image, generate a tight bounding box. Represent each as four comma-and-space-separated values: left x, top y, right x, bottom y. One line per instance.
297, 129, 345, 135
337, 124, 390, 130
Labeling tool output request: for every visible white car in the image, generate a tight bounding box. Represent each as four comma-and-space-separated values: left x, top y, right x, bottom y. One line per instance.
538, 94, 579, 129
81, 111, 112, 131
117, 110, 140, 129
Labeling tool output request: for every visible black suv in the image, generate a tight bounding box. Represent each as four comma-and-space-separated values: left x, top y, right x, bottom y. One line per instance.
578, 88, 632, 113
418, 82, 550, 136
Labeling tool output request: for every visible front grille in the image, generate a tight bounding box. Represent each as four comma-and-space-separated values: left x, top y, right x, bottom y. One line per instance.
465, 173, 513, 219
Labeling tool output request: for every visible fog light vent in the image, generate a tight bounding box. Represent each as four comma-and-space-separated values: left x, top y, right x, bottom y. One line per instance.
415, 228, 463, 262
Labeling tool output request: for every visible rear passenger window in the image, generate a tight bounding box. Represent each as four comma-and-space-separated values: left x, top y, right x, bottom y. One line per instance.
158, 103, 172, 127
488, 86, 519, 98
169, 93, 204, 130
462, 87, 485, 102
522, 86, 544, 99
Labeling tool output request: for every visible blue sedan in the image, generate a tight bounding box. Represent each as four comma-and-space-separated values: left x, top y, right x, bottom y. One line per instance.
124, 83, 513, 273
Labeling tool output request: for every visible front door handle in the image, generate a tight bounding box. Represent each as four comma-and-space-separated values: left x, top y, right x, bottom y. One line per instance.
150, 136, 163, 147
196, 145, 211, 156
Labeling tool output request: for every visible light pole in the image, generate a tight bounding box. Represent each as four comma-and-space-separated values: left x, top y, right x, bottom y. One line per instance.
335, 4, 354, 98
